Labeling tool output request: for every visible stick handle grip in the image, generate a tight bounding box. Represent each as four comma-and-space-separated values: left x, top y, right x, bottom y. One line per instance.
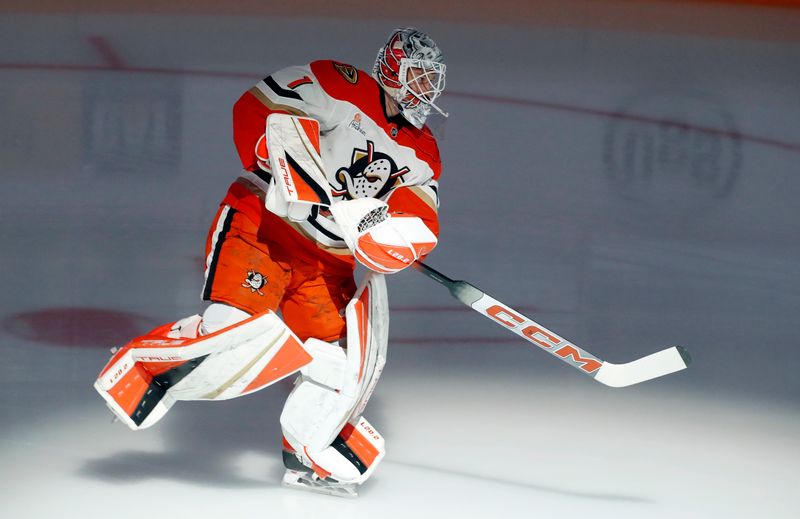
413, 261, 454, 285
414, 261, 484, 306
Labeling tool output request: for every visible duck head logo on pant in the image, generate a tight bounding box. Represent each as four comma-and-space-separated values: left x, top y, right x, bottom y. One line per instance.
242, 270, 267, 296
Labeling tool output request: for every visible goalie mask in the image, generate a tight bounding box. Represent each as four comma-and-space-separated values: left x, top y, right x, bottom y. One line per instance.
373, 27, 447, 129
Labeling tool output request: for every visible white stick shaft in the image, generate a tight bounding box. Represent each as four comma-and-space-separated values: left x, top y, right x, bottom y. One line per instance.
469, 292, 605, 375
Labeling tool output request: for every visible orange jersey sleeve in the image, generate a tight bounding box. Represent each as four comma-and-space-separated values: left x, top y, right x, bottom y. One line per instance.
233, 90, 285, 172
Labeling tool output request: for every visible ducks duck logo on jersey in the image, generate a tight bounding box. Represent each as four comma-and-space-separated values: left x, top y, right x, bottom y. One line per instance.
333, 141, 410, 199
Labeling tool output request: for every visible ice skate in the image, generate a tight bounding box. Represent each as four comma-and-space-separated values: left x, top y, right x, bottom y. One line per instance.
281, 468, 359, 498
280, 441, 364, 498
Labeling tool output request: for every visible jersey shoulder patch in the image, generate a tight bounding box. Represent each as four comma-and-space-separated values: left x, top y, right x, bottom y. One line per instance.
311, 60, 370, 88
310, 60, 381, 108
331, 61, 359, 84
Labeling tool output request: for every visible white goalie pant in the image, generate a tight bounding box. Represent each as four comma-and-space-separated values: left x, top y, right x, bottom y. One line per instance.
94, 304, 312, 430
280, 272, 388, 484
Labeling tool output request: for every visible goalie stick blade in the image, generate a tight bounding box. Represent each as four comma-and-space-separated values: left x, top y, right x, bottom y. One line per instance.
593, 346, 691, 388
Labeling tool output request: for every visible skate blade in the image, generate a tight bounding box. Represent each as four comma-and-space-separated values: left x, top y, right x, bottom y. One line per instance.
282, 472, 358, 498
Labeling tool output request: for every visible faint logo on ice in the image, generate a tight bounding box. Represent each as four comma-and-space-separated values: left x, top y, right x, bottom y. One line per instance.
603, 91, 741, 213
242, 270, 267, 295
3, 308, 157, 348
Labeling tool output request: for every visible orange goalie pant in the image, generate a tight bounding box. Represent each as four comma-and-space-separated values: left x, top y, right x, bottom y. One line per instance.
201, 205, 356, 342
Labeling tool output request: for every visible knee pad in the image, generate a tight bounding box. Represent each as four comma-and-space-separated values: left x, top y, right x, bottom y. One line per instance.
200, 303, 251, 335
157, 303, 251, 340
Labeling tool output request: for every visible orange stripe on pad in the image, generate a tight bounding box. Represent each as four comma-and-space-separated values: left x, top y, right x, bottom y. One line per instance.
285, 117, 322, 203
143, 360, 189, 376
297, 117, 321, 155
97, 322, 177, 378
243, 334, 312, 393
110, 363, 153, 416
355, 287, 370, 383
340, 422, 380, 467
287, 158, 322, 203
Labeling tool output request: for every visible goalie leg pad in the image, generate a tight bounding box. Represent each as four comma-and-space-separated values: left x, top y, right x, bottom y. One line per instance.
343, 272, 389, 419
280, 379, 354, 452
95, 309, 312, 430
283, 416, 386, 485
300, 337, 347, 389
280, 273, 388, 481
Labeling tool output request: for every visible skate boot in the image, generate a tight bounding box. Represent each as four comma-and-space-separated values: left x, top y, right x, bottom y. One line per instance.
281, 441, 359, 498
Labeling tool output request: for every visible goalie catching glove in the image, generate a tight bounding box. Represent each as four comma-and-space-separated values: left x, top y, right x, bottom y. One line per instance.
330, 198, 437, 273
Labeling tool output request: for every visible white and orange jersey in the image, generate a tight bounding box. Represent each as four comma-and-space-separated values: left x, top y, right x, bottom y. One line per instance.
222, 59, 441, 268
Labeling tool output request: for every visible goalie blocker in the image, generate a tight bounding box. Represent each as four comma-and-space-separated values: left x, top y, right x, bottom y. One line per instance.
263, 113, 332, 222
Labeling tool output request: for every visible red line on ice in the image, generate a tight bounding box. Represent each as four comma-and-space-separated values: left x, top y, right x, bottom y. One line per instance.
448, 90, 800, 154
86, 36, 125, 69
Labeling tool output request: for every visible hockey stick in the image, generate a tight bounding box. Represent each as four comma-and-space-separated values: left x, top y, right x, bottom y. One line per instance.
413, 261, 691, 387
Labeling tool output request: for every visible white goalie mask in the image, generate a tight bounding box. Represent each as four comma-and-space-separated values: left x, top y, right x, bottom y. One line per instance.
373, 27, 447, 129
